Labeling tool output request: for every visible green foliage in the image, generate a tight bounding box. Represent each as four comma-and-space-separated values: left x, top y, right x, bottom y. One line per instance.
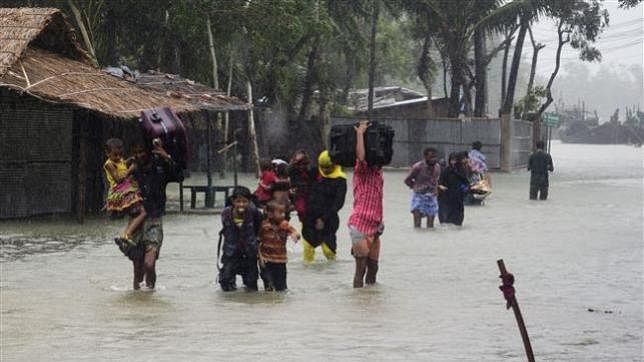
3, 0, 614, 122
514, 86, 546, 119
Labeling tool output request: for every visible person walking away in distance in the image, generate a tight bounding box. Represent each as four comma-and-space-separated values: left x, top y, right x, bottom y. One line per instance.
527, 140, 554, 200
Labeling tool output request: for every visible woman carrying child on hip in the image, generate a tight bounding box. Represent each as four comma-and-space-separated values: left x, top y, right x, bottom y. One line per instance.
103, 138, 147, 248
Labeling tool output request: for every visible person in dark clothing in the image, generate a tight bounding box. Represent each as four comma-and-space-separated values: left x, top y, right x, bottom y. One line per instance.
438, 152, 470, 226
127, 140, 182, 290
528, 140, 554, 200
287, 150, 317, 222
301, 150, 347, 262
218, 186, 263, 291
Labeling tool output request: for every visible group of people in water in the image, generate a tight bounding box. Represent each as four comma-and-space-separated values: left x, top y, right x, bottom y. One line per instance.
102, 120, 554, 292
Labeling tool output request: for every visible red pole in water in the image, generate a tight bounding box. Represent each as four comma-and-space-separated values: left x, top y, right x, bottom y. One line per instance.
497, 259, 535, 362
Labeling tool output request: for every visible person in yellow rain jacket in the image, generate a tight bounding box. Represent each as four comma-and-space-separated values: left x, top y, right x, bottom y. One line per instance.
301, 150, 347, 262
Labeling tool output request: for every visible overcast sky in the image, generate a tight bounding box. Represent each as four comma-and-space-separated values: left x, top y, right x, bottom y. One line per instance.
528, 0, 643, 77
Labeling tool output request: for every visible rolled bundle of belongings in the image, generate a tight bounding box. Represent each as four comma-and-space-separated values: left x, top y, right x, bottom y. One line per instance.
328, 121, 395, 167
469, 178, 492, 200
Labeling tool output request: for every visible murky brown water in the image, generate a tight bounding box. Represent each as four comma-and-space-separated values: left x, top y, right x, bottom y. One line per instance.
1, 142, 642, 361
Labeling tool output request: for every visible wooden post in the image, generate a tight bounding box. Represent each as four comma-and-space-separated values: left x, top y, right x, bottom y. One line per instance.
223, 49, 234, 176
77, 120, 87, 224
246, 80, 260, 177
205, 111, 214, 208
497, 259, 535, 362
179, 181, 184, 213
233, 141, 238, 187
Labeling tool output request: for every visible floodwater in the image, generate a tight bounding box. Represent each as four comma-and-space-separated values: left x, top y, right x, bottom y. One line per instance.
1, 141, 642, 361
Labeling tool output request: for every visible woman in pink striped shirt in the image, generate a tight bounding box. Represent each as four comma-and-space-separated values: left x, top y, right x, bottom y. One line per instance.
348, 121, 384, 288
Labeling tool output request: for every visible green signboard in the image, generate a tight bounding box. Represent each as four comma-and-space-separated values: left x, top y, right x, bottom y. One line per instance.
543, 112, 560, 127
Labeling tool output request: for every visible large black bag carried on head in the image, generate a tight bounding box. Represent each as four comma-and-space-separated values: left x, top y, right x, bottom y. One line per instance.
328, 124, 357, 167
328, 122, 394, 167
139, 107, 189, 182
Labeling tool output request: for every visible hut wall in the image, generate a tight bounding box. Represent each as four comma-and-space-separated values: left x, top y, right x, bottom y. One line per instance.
0, 90, 73, 218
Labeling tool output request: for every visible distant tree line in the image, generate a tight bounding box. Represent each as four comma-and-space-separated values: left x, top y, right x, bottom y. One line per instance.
4, 0, 631, 124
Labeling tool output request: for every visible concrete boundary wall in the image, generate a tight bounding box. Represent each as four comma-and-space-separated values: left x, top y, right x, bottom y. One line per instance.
331, 117, 502, 169
512, 119, 533, 169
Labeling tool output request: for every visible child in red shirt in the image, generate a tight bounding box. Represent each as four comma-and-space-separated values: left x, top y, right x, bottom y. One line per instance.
254, 159, 277, 206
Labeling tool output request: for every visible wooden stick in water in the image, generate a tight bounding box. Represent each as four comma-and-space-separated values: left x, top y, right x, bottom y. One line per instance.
497, 259, 535, 362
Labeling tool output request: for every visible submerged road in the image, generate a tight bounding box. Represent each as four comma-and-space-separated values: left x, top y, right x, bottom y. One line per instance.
1, 142, 642, 361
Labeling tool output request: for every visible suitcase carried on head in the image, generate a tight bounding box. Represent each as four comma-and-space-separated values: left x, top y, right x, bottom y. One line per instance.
139, 107, 189, 181
328, 124, 357, 167
328, 121, 394, 167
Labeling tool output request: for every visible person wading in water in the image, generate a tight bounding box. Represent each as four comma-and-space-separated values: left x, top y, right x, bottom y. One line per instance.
129, 139, 181, 290
348, 121, 384, 288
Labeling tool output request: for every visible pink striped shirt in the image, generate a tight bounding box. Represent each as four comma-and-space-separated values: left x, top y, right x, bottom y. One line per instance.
348, 160, 383, 235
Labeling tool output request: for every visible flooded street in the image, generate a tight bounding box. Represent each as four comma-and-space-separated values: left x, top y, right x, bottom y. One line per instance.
1, 141, 642, 361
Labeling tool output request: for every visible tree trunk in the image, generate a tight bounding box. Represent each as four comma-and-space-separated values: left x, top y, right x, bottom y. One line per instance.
417, 33, 434, 117
367, 0, 380, 119
298, 37, 320, 123
247, 80, 261, 177
447, 45, 467, 117
537, 21, 568, 119
525, 26, 545, 96
207, 17, 219, 89
448, 66, 462, 117
500, 28, 515, 114
442, 53, 449, 99
474, 29, 487, 117
502, 18, 528, 115
224, 49, 233, 149
341, 52, 355, 104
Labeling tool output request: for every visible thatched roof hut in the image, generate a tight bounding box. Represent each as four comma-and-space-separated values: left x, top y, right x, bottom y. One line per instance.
0, 7, 256, 219
0, 7, 90, 75
0, 7, 199, 118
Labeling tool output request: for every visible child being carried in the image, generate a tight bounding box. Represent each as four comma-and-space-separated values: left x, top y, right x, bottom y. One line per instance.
103, 138, 147, 248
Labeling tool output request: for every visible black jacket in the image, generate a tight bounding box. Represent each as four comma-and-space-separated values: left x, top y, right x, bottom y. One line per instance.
305, 175, 347, 223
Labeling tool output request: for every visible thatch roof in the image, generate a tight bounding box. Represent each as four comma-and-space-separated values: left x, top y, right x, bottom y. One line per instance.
0, 47, 198, 118
0, 7, 199, 118
0, 8, 91, 76
129, 70, 251, 112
